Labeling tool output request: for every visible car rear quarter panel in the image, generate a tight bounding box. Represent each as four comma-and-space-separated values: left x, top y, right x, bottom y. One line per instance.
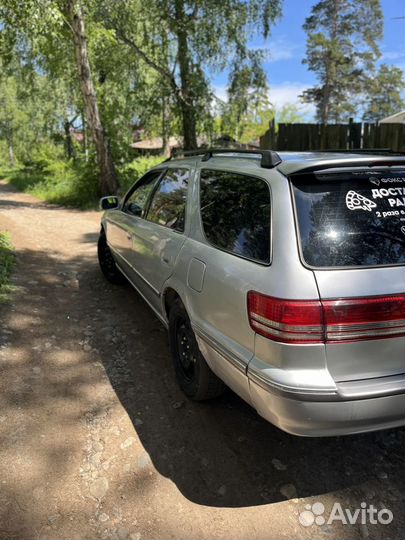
165, 166, 324, 397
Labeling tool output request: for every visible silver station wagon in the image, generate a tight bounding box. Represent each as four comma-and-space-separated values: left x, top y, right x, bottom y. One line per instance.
98, 149, 405, 436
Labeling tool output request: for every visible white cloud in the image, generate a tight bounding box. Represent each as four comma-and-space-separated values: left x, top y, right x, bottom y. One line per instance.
268, 82, 315, 117
249, 37, 303, 63
213, 84, 227, 102
381, 51, 405, 61
267, 47, 295, 62
266, 37, 303, 63
212, 81, 316, 119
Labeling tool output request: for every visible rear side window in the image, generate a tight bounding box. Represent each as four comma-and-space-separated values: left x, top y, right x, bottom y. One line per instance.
147, 168, 189, 231
200, 169, 271, 263
291, 171, 405, 268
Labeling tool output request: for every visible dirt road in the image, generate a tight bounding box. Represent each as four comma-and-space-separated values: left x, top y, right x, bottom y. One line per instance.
0, 180, 403, 540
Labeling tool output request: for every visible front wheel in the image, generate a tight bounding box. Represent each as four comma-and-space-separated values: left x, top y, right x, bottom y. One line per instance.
97, 230, 126, 285
169, 300, 226, 400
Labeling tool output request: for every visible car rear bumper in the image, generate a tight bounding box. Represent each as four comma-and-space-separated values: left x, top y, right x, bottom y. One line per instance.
249, 378, 405, 437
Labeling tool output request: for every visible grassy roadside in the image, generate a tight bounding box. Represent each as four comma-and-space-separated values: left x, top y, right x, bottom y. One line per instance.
0, 164, 99, 210
0, 155, 164, 210
0, 232, 16, 303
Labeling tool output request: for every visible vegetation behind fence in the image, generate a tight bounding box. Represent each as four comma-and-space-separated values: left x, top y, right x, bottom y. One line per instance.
260, 121, 405, 152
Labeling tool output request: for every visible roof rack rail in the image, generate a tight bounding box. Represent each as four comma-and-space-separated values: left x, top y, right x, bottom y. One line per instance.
320, 148, 405, 156
168, 148, 282, 169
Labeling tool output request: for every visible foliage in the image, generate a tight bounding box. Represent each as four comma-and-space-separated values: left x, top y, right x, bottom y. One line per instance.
276, 103, 311, 124
0, 0, 403, 208
118, 155, 166, 192
221, 50, 274, 143
2, 153, 166, 206
0, 232, 16, 303
1, 157, 99, 208
98, 0, 283, 149
301, 0, 383, 123
362, 64, 405, 122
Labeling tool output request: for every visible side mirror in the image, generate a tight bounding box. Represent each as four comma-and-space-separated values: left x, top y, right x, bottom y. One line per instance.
100, 196, 119, 211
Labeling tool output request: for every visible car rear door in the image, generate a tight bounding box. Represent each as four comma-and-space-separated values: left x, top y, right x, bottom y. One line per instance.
291, 166, 405, 387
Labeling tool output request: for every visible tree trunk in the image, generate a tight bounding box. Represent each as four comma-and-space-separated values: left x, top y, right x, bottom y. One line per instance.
81, 111, 89, 161
67, 0, 118, 195
174, 0, 198, 150
179, 99, 197, 150
320, 0, 340, 126
7, 135, 16, 167
64, 117, 75, 159
161, 96, 171, 157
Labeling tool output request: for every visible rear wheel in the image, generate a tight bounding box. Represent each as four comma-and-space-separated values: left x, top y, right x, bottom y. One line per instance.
169, 300, 226, 400
97, 230, 126, 285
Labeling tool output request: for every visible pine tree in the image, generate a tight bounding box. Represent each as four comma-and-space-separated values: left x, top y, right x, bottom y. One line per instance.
301, 0, 383, 123
363, 64, 405, 122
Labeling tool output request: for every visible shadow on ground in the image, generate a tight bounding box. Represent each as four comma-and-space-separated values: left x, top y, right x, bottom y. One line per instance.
1, 238, 403, 520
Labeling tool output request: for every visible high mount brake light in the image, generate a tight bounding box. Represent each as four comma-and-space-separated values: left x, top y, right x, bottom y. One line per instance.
247, 292, 405, 344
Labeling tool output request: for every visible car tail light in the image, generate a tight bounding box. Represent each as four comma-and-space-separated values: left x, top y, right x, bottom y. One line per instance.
247, 292, 405, 344
247, 292, 324, 344
323, 295, 405, 342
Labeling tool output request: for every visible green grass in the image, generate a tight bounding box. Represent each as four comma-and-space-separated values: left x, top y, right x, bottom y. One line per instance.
0, 160, 100, 210
0, 156, 164, 210
1, 165, 44, 189
0, 232, 16, 303
0, 154, 166, 210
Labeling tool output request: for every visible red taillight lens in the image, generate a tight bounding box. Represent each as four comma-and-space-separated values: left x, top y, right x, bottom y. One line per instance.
247, 292, 323, 344
247, 292, 405, 344
323, 295, 405, 342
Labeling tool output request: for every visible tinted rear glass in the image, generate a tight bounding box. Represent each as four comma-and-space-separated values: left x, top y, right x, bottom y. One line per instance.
200, 169, 270, 263
291, 171, 405, 267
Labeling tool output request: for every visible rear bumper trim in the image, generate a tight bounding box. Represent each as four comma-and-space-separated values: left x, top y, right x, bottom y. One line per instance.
337, 374, 405, 399
248, 368, 405, 402
248, 368, 339, 402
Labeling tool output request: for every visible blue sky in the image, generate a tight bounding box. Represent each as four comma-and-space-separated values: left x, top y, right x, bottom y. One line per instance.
212, 0, 405, 119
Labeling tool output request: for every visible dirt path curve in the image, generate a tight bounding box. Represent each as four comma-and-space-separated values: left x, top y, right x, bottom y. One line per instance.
0, 180, 404, 540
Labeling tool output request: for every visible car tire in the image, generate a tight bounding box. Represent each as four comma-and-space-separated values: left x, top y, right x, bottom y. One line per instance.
169, 300, 226, 401
97, 230, 126, 285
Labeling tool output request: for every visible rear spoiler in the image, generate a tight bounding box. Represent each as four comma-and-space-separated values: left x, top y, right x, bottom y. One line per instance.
285, 159, 405, 178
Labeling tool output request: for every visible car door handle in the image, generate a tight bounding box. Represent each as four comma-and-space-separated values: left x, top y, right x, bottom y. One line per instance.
162, 256, 170, 264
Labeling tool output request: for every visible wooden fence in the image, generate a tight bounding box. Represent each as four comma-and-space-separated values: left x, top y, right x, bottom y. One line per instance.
259, 121, 405, 152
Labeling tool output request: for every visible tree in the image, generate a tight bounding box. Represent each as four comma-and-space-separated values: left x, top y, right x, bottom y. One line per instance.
362, 64, 405, 122
276, 103, 310, 123
67, 0, 118, 194
99, 0, 282, 149
0, 0, 118, 194
301, 0, 383, 123
223, 50, 273, 143
0, 56, 70, 166
0, 75, 22, 166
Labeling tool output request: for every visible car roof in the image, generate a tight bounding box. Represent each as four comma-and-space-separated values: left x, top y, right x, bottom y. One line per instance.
154, 150, 405, 177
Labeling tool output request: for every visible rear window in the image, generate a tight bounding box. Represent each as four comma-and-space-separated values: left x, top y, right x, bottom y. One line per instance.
291, 171, 405, 268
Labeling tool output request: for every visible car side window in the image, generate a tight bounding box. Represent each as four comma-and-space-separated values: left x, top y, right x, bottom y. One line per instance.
146, 168, 189, 232
200, 169, 271, 263
124, 171, 162, 217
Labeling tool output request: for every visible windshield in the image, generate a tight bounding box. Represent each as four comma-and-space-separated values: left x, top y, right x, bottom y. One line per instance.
291, 170, 405, 268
